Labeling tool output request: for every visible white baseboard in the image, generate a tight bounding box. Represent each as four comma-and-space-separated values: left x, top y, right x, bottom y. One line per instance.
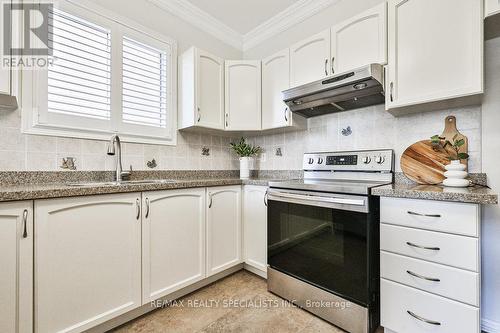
483, 318, 500, 333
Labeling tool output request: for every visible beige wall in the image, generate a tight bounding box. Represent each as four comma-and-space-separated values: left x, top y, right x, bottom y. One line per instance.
481, 36, 500, 329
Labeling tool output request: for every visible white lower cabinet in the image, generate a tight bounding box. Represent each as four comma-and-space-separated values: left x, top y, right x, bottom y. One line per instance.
34, 193, 142, 333
242, 186, 267, 276
206, 186, 242, 276
380, 197, 481, 333
0, 201, 33, 333
381, 279, 479, 333
142, 188, 206, 303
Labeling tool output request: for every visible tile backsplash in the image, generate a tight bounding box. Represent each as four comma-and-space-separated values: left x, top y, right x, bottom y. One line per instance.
247, 105, 482, 172
0, 109, 239, 171
0, 104, 481, 172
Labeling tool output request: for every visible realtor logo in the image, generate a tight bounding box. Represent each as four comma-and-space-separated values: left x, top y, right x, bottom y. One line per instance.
2, 1, 54, 69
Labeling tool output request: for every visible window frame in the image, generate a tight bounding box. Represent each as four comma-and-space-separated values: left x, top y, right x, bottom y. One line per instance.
21, 0, 178, 146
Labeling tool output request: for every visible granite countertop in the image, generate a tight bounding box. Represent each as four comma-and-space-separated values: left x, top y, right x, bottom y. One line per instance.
0, 170, 290, 202
372, 182, 498, 205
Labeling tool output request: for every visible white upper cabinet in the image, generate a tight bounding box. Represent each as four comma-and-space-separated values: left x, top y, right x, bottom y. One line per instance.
290, 29, 330, 87
486, 0, 500, 17
206, 186, 242, 276
179, 47, 225, 130
142, 189, 206, 304
262, 49, 291, 130
35, 194, 142, 333
225, 61, 262, 131
0, 201, 33, 333
331, 3, 387, 74
386, 0, 483, 114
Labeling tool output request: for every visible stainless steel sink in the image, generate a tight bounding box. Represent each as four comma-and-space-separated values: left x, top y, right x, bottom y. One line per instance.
66, 179, 176, 187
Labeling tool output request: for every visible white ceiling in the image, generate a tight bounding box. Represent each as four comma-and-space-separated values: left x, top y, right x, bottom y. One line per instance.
186, 0, 301, 34
148, 0, 340, 50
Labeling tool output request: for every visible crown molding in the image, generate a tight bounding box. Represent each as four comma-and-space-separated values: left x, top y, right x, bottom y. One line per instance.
147, 0, 341, 52
242, 0, 341, 51
147, 0, 243, 50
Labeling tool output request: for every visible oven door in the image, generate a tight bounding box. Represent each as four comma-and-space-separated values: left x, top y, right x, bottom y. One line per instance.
267, 188, 371, 306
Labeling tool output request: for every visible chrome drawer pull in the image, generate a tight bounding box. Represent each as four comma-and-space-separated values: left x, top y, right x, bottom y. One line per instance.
407, 270, 440, 282
22, 209, 28, 238
407, 211, 441, 218
264, 190, 268, 207
406, 242, 440, 251
407, 310, 441, 326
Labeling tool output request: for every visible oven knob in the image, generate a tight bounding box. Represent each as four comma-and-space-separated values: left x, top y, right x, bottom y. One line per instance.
308, 158, 314, 164
375, 156, 385, 164
362, 156, 371, 164
317, 157, 324, 164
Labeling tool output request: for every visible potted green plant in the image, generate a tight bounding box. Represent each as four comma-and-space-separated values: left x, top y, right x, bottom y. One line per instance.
431, 134, 470, 187
230, 138, 262, 179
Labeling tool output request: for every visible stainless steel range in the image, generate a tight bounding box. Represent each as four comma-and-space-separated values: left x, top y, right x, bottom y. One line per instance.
267, 149, 394, 333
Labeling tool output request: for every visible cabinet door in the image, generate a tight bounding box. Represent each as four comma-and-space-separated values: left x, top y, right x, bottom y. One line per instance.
290, 29, 330, 87
486, 0, 500, 17
35, 193, 142, 333
386, 0, 483, 109
206, 186, 242, 276
243, 186, 267, 274
142, 188, 205, 304
0, 1, 11, 95
225, 61, 261, 131
197, 49, 225, 129
262, 49, 290, 130
331, 3, 387, 74
0, 201, 32, 333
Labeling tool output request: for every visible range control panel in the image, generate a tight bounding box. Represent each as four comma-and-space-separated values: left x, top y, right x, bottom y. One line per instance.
303, 149, 394, 172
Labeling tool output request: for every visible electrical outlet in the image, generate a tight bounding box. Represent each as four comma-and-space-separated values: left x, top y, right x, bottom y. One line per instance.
260, 153, 267, 162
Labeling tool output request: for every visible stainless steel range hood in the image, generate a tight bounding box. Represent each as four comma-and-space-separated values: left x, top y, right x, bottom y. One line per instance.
282, 64, 384, 118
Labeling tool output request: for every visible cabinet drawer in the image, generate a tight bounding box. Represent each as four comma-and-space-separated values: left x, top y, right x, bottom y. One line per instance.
381, 197, 479, 236
380, 224, 479, 272
381, 251, 479, 306
381, 279, 479, 333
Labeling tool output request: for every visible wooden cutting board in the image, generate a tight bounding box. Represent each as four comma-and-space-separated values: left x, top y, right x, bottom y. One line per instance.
441, 115, 468, 170
401, 115, 469, 185
401, 140, 449, 184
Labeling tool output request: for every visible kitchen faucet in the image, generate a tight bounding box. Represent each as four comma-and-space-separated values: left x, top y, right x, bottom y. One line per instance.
107, 134, 129, 182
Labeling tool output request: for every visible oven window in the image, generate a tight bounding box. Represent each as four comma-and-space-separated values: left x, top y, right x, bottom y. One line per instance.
268, 200, 368, 305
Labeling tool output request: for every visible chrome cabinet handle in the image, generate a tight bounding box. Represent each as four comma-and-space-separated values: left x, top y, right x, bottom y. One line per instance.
331, 57, 335, 74
284, 107, 288, 122
324, 59, 328, 76
145, 198, 150, 218
406, 241, 440, 251
225, 113, 229, 128
136, 199, 140, 220
407, 270, 441, 282
407, 310, 441, 326
208, 193, 213, 208
197, 107, 201, 122
408, 211, 441, 218
264, 190, 268, 207
22, 209, 28, 238
390, 81, 394, 102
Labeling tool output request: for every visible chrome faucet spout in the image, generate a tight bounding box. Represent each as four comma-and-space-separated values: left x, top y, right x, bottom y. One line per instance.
107, 134, 123, 182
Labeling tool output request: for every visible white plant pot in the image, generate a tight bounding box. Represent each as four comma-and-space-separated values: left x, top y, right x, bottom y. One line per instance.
442, 160, 469, 188
239, 157, 251, 179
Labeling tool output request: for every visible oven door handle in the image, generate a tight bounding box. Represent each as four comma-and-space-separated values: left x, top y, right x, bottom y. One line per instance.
268, 191, 365, 207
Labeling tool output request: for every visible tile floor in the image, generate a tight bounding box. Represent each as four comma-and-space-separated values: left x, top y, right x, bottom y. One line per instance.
112, 270, 362, 333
